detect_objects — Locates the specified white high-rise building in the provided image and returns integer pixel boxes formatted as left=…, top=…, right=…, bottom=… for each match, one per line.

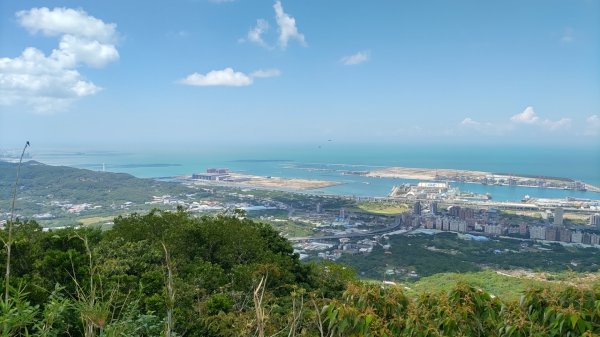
left=553, top=207, right=564, bottom=226
left=590, top=213, right=600, bottom=227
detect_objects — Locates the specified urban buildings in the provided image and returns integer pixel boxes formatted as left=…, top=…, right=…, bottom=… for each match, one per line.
left=553, top=207, right=564, bottom=226
left=529, top=226, right=546, bottom=240
left=591, top=213, right=600, bottom=227
left=429, top=201, right=438, bottom=215
left=339, top=208, right=346, bottom=220
left=448, top=205, right=460, bottom=217
left=192, top=168, right=231, bottom=181
left=413, top=201, right=422, bottom=215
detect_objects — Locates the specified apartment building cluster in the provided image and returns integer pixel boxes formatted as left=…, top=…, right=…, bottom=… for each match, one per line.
left=529, top=225, right=600, bottom=245
left=414, top=203, right=600, bottom=246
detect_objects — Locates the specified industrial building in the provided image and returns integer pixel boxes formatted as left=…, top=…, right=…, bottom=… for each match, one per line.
left=192, top=168, right=231, bottom=181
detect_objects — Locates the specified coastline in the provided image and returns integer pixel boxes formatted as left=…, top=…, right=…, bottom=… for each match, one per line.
left=4, top=150, right=599, bottom=201
left=366, top=166, right=600, bottom=193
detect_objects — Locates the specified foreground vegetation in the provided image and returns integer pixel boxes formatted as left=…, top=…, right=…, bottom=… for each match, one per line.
left=1, top=210, right=599, bottom=336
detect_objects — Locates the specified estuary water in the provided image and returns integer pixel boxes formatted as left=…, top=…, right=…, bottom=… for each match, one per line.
left=24, top=143, right=600, bottom=202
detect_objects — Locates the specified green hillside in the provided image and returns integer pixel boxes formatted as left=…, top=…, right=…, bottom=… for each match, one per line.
left=0, top=160, right=191, bottom=206
left=0, top=211, right=598, bottom=336
left=0, top=160, right=196, bottom=226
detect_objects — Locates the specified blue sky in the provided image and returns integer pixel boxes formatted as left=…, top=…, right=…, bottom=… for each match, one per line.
left=0, top=0, right=599, bottom=148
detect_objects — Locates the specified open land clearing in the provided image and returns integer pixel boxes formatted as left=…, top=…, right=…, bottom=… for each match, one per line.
left=368, top=167, right=488, bottom=180
left=187, top=173, right=339, bottom=190
left=356, top=201, right=410, bottom=215
left=78, top=216, right=115, bottom=226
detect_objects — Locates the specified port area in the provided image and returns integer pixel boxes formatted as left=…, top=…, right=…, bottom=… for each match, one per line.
left=387, top=181, right=600, bottom=213
left=363, top=166, right=599, bottom=192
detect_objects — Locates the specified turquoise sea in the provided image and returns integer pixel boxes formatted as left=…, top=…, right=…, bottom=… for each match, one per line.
left=24, top=144, right=600, bottom=202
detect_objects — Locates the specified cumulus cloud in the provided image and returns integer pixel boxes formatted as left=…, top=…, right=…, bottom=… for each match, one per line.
left=242, top=2, right=306, bottom=50
left=459, top=106, right=574, bottom=136
left=17, top=7, right=117, bottom=44
left=0, top=7, right=119, bottom=113
left=510, top=106, right=539, bottom=124
left=584, top=115, right=600, bottom=136
left=179, top=67, right=280, bottom=87
left=273, top=1, right=306, bottom=49
left=460, top=117, right=481, bottom=126
left=341, top=51, right=370, bottom=66
left=509, top=106, right=571, bottom=131
left=242, top=19, right=270, bottom=47
left=179, top=68, right=252, bottom=87
left=250, top=68, right=281, bottom=78
left=541, top=118, right=571, bottom=131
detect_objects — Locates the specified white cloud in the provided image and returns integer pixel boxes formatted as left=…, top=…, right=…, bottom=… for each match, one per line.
left=509, top=106, right=572, bottom=131
left=460, top=117, right=480, bottom=126
left=250, top=68, right=281, bottom=78
left=460, top=107, right=577, bottom=137
left=0, top=7, right=119, bottom=113
left=243, top=19, right=270, bottom=47
left=273, top=1, right=306, bottom=49
left=341, top=51, right=370, bottom=66
left=17, top=7, right=117, bottom=43
left=584, top=115, right=600, bottom=136
left=541, top=118, right=571, bottom=131
left=56, top=34, right=119, bottom=68
left=510, top=106, right=539, bottom=124
left=179, top=68, right=253, bottom=87
left=180, top=67, right=281, bottom=86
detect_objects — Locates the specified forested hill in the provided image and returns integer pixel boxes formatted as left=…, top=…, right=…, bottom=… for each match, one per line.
left=1, top=210, right=599, bottom=336
left=0, top=160, right=191, bottom=213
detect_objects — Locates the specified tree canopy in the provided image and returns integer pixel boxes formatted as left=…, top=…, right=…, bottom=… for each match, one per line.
left=0, top=210, right=598, bottom=336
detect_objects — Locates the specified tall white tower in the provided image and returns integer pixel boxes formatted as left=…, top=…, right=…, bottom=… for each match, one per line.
left=553, top=207, right=564, bottom=226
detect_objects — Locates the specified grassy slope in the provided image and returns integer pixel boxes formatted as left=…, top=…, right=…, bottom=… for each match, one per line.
left=407, top=270, right=545, bottom=301
left=356, top=201, right=409, bottom=215
left=407, top=269, right=600, bottom=302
